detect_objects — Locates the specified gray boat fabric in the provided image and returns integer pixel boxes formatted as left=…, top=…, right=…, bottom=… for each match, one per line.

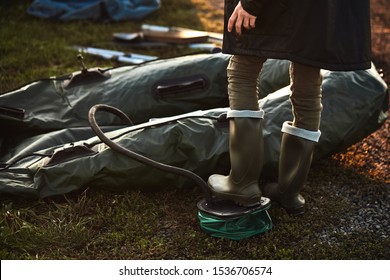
left=0, top=53, right=387, bottom=198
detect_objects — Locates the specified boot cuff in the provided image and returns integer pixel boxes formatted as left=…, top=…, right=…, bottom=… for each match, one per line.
left=227, top=109, right=265, bottom=119
left=282, top=121, right=321, bottom=142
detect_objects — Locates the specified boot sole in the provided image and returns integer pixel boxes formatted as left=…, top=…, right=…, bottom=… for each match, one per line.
left=210, top=191, right=262, bottom=207
left=284, top=205, right=305, bottom=216
left=272, top=200, right=305, bottom=216
left=263, top=183, right=305, bottom=215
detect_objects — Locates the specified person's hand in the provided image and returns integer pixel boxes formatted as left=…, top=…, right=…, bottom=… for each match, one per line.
left=227, top=1, right=257, bottom=35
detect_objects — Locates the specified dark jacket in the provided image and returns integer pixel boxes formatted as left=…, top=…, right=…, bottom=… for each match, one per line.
left=223, top=0, right=372, bottom=71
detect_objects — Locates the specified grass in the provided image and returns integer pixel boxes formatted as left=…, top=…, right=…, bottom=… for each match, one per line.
left=0, top=0, right=389, bottom=260
left=0, top=0, right=213, bottom=93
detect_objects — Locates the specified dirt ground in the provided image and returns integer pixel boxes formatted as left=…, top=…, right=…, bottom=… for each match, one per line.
left=336, top=0, right=389, bottom=183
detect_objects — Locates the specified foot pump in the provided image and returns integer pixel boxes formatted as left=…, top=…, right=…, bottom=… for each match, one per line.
left=88, top=104, right=272, bottom=240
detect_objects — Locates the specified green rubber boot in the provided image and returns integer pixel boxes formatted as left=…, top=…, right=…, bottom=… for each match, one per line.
left=207, top=109, right=264, bottom=207
left=263, top=121, right=321, bottom=215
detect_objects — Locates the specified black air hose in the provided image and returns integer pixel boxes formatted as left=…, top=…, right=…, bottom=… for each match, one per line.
left=88, top=104, right=212, bottom=201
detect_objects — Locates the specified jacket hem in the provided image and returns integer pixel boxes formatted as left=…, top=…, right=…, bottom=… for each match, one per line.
left=222, top=48, right=372, bottom=71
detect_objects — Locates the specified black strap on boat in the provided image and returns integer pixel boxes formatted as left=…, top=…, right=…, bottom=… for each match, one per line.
left=154, top=74, right=208, bottom=97
left=0, top=106, right=25, bottom=119
left=0, top=153, right=51, bottom=172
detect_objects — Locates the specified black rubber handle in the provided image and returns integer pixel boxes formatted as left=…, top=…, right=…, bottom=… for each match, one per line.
left=155, top=75, right=208, bottom=96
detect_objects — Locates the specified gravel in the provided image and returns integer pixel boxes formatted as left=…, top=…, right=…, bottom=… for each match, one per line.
left=318, top=183, right=389, bottom=246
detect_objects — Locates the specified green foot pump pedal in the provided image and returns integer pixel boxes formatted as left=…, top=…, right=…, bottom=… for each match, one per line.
left=197, top=197, right=272, bottom=240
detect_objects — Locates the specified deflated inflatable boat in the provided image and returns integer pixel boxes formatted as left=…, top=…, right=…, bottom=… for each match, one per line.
left=0, top=53, right=388, bottom=198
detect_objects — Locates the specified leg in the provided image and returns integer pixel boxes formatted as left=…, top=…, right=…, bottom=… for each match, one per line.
left=289, top=62, right=323, bottom=131
left=263, top=62, right=323, bottom=214
left=207, top=55, right=266, bottom=206
left=227, top=55, right=266, bottom=110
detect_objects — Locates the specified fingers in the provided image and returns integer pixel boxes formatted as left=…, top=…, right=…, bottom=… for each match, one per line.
left=227, top=11, right=237, bottom=33
left=249, top=16, right=256, bottom=29
left=227, top=3, right=257, bottom=36
left=235, top=15, right=243, bottom=35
